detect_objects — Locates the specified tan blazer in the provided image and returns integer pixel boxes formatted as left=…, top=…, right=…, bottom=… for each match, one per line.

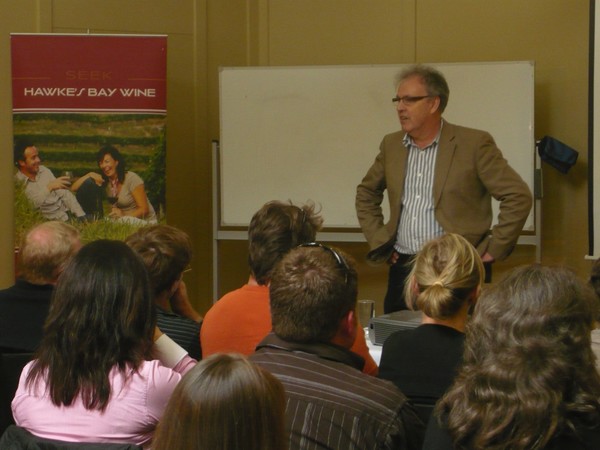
left=355, top=122, right=533, bottom=263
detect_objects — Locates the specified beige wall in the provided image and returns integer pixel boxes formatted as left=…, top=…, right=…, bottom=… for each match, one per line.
left=0, top=0, right=593, bottom=315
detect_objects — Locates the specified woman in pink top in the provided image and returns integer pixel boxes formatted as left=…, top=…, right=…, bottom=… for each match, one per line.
left=12, top=240, right=195, bottom=448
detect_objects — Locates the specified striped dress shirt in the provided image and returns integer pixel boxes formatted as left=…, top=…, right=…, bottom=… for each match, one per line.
left=251, top=334, right=424, bottom=450
left=395, top=130, right=445, bottom=255
left=156, top=307, right=202, bottom=360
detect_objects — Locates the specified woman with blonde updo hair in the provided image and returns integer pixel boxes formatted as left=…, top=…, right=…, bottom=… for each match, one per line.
left=378, top=233, right=483, bottom=422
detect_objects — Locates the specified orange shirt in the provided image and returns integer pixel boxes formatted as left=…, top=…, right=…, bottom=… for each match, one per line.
left=201, top=284, right=378, bottom=376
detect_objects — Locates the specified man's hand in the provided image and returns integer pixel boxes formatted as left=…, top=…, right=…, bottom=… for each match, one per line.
left=47, top=176, right=71, bottom=191
left=109, top=206, right=124, bottom=218
left=388, top=251, right=400, bottom=265
left=170, top=280, right=203, bottom=323
left=481, top=252, right=495, bottom=263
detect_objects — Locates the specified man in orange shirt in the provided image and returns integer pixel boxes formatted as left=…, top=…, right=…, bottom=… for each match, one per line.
left=201, top=200, right=378, bottom=375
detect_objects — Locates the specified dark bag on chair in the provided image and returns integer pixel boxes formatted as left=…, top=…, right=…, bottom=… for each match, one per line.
left=537, top=135, right=579, bottom=174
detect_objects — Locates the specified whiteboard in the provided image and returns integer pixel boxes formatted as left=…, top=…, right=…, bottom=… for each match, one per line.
left=219, top=62, right=535, bottom=230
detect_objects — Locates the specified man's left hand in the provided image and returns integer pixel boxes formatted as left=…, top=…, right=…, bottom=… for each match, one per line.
left=481, top=252, right=495, bottom=263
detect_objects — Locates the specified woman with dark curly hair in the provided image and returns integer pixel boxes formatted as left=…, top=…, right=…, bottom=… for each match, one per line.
left=423, top=264, right=600, bottom=450
left=11, top=240, right=195, bottom=447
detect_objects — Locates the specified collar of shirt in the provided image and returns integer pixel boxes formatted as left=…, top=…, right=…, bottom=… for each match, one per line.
left=15, top=166, right=45, bottom=183
left=403, top=119, right=444, bottom=151
left=256, top=332, right=365, bottom=371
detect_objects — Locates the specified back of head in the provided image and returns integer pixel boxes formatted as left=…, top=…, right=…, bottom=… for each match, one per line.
left=248, top=201, right=323, bottom=285
left=269, top=244, right=357, bottom=343
left=18, top=221, right=81, bottom=285
left=153, top=353, right=287, bottom=450
left=29, top=239, right=155, bottom=411
left=395, top=64, right=450, bottom=112
left=125, top=224, right=192, bottom=295
left=441, top=264, right=600, bottom=450
left=406, top=233, right=483, bottom=319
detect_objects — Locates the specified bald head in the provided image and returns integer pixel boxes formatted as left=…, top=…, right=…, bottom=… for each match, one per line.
left=19, top=221, right=81, bottom=285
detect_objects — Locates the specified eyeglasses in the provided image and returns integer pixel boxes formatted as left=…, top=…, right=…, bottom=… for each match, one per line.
left=392, top=95, right=432, bottom=106
left=298, top=242, right=350, bottom=284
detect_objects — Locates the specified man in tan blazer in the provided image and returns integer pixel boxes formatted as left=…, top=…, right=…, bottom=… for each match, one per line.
left=356, top=65, right=532, bottom=313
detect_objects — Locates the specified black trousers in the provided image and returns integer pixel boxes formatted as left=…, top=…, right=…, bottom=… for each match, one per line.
left=75, top=177, right=104, bottom=218
left=383, top=253, right=414, bottom=314
left=383, top=252, right=492, bottom=314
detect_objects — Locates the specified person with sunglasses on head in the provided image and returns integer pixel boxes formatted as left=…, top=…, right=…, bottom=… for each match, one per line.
left=356, top=64, right=532, bottom=314
left=201, top=200, right=378, bottom=375
left=250, top=243, right=424, bottom=450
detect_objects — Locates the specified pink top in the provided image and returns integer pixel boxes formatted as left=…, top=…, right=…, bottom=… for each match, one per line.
left=12, top=335, right=195, bottom=448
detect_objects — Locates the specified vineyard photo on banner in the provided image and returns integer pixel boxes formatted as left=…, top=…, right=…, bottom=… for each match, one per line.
left=11, top=34, right=167, bottom=246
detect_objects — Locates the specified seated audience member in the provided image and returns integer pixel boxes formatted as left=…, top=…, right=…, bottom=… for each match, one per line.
left=126, top=225, right=203, bottom=359
left=12, top=240, right=196, bottom=448
left=0, top=221, right=80, bottom=352
left=424, top=265, right=600, bottom=450
left=202, top=200, right=379, bottom=375
left=250, top=244, right=424, bottom=449
left=154, top=353, right=287, bottom=450
left=378, top=233, right=483, bottom=420
left=14, top=140, right=90, bottom=221
left=589, top=259, right=600, bottom=368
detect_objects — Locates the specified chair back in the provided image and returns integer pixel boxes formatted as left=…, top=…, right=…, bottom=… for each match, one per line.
left=0, top=353, right=33, bottom=436
left=412, top=401, right=436, bottom=425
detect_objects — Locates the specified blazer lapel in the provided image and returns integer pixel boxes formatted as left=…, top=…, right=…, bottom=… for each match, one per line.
left=433, top=122, right=456, bottom=206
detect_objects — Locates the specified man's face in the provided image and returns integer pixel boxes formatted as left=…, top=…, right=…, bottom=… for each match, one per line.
left=395, top=75, right=439, bottom=137
left=19, top=146, right=41, bottom=177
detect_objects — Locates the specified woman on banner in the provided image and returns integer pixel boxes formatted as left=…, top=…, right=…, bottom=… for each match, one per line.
left=72, top=145, right=157, bottom=224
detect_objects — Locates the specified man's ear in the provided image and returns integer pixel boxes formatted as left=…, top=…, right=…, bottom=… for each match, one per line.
left=345, top=310, right=357, bottom=334
left=343, top=309, right=357, bottom=344
left=429, top=95, right=441, bottom=114
left=332, top=309, right=358, bottom=349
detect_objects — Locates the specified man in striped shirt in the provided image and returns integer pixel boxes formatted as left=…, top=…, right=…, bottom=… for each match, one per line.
left=356, top=64, right=532, bottom=313
left=250, top=244, right=424, bottom=450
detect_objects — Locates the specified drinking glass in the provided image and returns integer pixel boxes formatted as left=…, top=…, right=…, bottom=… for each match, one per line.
left=357, top=299, right=375, bottom=337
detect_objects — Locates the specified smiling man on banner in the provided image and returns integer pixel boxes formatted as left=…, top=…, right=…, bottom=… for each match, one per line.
left=14, top=140, right=89, bottom=222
